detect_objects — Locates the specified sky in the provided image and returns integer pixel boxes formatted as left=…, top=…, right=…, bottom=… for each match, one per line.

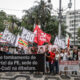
left=0, top=0, right=79, bottom=19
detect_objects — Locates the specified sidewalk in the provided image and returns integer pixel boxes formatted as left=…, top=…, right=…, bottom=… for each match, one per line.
left=0, top=72, right=79, bottom=80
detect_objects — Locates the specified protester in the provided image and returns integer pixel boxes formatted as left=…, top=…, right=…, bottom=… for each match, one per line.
left=49, top=48, right=55, bottom=74
left=25, top=48, right=29, bottom=54
left=0, top=46, right=1, bottom=51
left=38, top=47, right=44, bottom=54
left=31, top=47, right=38, bottom=54
left=72, top=49, right=78, bottom=75
left=55, top=50, right=60, bottom=74
left=1, top=47, right=4, bottom=51
left=72, top=49, right=78, bottom=60
left=9, top=47, right=14, bottom=54
left=60, top=49, right=68, bottom=61
left=18, top=47, right=22, bottom=54
left=6, top=47, right=11, bottom=54
left=20, top=47, right=25, bottom=54
left=13, top=47, right=18, bottom=54
left=28, top=47, right=33, bottom=54
left=45, top=48, right=50, bottom=73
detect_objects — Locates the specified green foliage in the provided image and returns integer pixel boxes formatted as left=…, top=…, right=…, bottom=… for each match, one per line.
left=0, top=10, right=7, bottom=32
left=8, top=26, right=22, bottom=36
left=21, top=19, right=33, bottom=31
left=7, top=16, right=22, bottom=35
left=22, top=0, right=67, bottom=43
left=0, top=0, right=67, bottom=44
left=23, top=0, right=51, bottom=31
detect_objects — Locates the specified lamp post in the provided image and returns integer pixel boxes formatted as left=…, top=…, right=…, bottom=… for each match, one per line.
left=58, top=0, right=72, bottom=39
left=48, top=0, right=72, bottom=39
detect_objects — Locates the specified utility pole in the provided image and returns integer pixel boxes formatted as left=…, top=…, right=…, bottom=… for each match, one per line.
left=47, top=0, right=72, bottom=39
left=58, top=0, right=72, bottom=39
left=74, top=0, right=76, bottom=46
left=58, top=0, right=62, bottom=39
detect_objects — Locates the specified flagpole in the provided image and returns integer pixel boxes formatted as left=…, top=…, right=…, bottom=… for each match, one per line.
left=37, top=25, right=39, bottom=54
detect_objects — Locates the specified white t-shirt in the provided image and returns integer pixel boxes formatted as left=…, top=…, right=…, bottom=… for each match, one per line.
left=55, top=54, right=60, bottom=60
left=63, top=53, right=68, bottom=61
left=60, top=53, right=68, bottom=61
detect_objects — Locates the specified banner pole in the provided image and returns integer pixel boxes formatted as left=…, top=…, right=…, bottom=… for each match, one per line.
left=37, top=25, right=39, bottom=53
left=44, top=53, right=46, bottom=74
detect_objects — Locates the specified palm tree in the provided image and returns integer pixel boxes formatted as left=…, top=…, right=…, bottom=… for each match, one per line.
left=22, top=0, right=67, bottom=43
left=8, top=16, right=22, bottom=35
left=0, top=10, right=7, bottom=32
left=23, top=0, right=51, bottom=31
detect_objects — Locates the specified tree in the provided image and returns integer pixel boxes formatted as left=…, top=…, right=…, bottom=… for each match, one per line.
left=45, top=16, right=67, bottom=43
left=0, top=10, right=7, bottom=32
left=8, top=16, right=22, bottom=35
left=22, top=0, right=67, bottom=43
left=23, top=0, right=51, bottom=31
left=8, top=26, right=22, bottom=36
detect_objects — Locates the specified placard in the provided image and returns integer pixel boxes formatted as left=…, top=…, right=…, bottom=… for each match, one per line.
left=59, top=61, right=79, bottom=72
left=0, top=51, right=44, bottom=72
left=2, top=29, right=16, bottom=45
left=54, top=37, right=66, bottom=49
left=21, top=28, right=35, bottom=43
left=78, top=51, right=80, bottom=60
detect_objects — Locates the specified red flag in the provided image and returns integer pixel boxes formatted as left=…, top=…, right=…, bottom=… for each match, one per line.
left=67, top=38, right=70, bottom=48
left=34, top=25, right=51, bottom=45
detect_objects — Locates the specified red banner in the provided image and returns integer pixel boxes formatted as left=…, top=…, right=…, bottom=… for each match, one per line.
left=34, top=25, right=51, bottom=45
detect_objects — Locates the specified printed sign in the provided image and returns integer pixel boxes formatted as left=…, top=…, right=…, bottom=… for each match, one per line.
left=59, top=61, right=79, bottom=72
left=0, top=51, right=44, bottom=72
left=54, top=37, right=66, bottom=49
left=2, top=29, right=16, bottom=45
left=78, top=52, right=80, bottom=60
left=21, top=28, right=35, bottom=43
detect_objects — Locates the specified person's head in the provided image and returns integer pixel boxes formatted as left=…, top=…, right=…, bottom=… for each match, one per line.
left=1, top=47, right=3, bottom=51
left=46, top=44, right=49, bottom=49
left=40, top=47, right=43, bottom=50
left=56, top=50, right=59, bottom=54
left=73, top=49, right=78, bottom=53
left=62, top=49, right=65, bottom=53
left=6, top=47, right=9, bottom=52
left=51, top=48, right=56, bottom=52
left=31, top=47, right=34, bottom=52
left=64, top=48, right=67, bottom=52
left=35, top=47, right=38, bottom=52
left=45, top=48, right=48, bottom=52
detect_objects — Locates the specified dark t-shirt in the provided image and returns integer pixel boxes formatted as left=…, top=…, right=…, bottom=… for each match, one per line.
left=46, top=51, right=50, bottom=61
left=73, top=52, right=78, bottom=60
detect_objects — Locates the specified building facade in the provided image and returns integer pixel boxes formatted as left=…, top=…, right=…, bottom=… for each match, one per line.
left=66, top=10, right=80, bottom=46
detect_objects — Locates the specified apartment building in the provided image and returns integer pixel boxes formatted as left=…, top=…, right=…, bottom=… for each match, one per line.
left=66, top=10, right=80, bottom=46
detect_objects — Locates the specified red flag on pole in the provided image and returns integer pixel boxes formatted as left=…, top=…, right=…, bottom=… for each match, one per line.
left=67, top=38, right=70, bottom=48
left=34, top=25, right=51, bottom=45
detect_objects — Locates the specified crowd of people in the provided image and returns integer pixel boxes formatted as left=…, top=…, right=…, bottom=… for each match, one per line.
left=45, top=47, right=79, bottom=75
left=0, top=44, right=79, bottom=75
